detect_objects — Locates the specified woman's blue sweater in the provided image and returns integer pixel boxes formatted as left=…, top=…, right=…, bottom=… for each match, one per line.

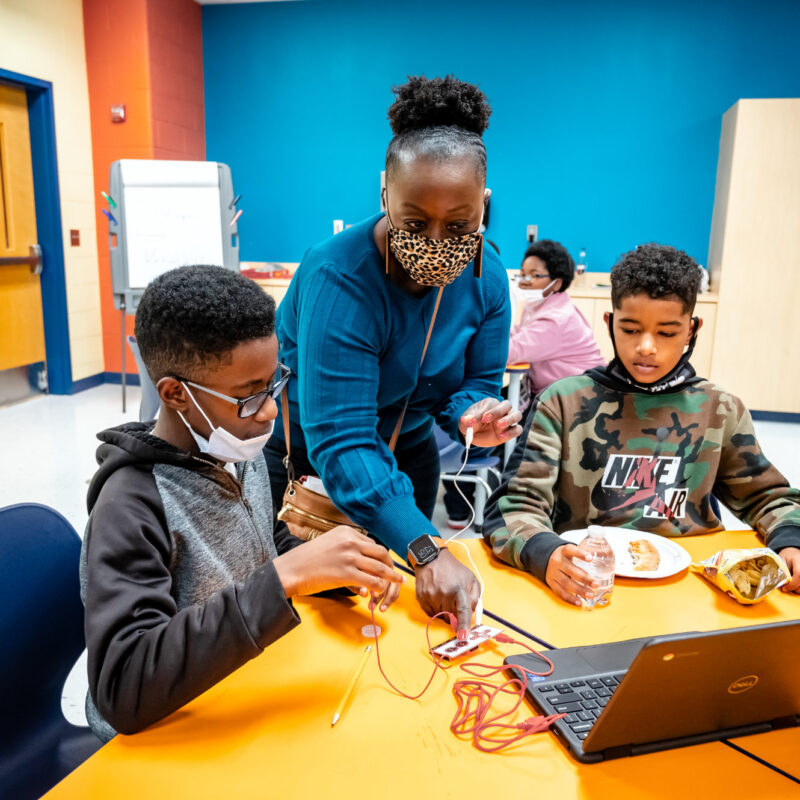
left=275, top=213, right=510, bottom=555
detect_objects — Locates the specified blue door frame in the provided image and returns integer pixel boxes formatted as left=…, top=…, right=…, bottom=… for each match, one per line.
left=0, top=67, right=72, bottom=394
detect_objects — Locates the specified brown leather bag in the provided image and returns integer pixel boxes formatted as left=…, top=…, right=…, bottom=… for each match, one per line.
left=276, top=286, right=444, bottom=540
left=276, top=452, right=361, bottom=539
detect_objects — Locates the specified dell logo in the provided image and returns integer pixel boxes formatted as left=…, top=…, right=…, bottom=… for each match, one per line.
left=728, top=675, right=759, bottom=694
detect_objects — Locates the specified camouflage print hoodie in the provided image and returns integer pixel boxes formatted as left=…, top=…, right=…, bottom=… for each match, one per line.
left=489, top=366, right=800, bottom=582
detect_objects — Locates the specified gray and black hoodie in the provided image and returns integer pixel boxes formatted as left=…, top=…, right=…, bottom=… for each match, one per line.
left=81, top=422, right=302, bottom=741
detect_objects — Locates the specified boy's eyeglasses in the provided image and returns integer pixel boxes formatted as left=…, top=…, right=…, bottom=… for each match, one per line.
left=179, top=363, right=291, bottom=418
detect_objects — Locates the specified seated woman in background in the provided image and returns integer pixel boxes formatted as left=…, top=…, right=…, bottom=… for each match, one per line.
left=508, top=240, right=605, bottom=409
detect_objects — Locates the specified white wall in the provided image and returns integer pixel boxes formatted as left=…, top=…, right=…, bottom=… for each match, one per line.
left=0, top=0, right=103, bottom=380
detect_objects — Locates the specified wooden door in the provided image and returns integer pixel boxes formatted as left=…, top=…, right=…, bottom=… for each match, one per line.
left=0, top=84, right=46, bottom=372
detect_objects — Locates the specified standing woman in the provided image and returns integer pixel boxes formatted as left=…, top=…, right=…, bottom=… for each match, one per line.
left=264, top=76, right=522, bottom=635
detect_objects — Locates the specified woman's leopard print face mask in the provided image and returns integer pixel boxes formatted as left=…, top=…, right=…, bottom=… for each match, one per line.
left=387, top=216, right=482, bottom=287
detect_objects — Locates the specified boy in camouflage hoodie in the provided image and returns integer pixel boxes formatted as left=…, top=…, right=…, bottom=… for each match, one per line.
left=487, top=244, right=800, bottom=606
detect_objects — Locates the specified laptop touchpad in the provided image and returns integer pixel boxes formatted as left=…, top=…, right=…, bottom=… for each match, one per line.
left=576, top=639, right=645, bottom=672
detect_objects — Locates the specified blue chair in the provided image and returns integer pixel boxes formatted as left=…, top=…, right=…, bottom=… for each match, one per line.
left=0, top=504, right=102, bottom=799
left=434, top=426, right=501, bottom=532
left=126, top=335, right=161, bottom=422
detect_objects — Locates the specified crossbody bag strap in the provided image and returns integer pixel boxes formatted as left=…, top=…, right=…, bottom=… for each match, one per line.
left=388, top=284, right=444, bottom=452
left=281, top=389, right=295, bottom=483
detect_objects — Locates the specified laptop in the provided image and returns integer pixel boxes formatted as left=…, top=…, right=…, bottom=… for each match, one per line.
left=505, top=620, right=800, bottom=763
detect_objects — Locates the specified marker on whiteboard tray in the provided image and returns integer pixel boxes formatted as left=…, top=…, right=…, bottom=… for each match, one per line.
left=228, top=194, right=241, bottom=209
left=229, top=209, right=243, bottom=227
left=101, top=191, right=117, bottom=209
left=101, top=208, right=118, bottom=225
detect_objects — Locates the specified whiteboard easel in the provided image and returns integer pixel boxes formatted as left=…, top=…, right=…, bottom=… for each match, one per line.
left=106, top=159, right=240, bottom=411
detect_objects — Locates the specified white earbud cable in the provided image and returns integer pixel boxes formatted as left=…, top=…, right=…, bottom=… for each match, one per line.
left=442, top=426, right=484, bottom=625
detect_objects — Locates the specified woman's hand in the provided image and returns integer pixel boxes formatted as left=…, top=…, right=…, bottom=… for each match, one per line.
left=274, top=526, right=404, bottom=604
left=544, top=544, right=599, bottom=607
left=414, top=549, right=480, bottom=636
left=459, top=398, right=523, bottom=448
left=779, top=547, right=800, bottom=594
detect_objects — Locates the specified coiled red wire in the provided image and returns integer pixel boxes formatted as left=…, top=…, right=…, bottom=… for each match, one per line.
left=366, top=600, right=565, bottom=752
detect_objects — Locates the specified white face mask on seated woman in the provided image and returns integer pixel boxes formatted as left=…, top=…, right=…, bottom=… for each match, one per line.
left=510, top=276, right=557, bottom=310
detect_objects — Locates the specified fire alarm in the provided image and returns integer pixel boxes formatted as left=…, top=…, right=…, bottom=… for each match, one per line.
left=110, top=104, right=126, bottom=123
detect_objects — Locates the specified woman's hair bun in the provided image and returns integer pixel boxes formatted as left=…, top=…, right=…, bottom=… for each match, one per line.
left=388, top=75, right=491, bottom=137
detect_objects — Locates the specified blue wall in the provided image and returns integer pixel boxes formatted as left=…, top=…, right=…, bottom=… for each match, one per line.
left=203, top=0, right=800, bottom=270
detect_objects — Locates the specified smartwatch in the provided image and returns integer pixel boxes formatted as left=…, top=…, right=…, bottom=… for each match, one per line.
left=407, top=534, right=441, bottom=569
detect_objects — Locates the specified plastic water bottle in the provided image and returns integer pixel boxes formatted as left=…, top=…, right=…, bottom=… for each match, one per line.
left=578, top=526, right=615, bottom=608
left=577, top=247, right=587, bottom=275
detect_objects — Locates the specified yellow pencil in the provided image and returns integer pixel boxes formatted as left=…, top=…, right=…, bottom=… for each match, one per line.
left=331, top=645, right=372, bottom=727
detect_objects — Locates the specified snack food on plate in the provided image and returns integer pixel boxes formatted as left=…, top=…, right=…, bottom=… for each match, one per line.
left=690, top=548, right=790, bottom=604
left=629, top=539, right=661, bottom=571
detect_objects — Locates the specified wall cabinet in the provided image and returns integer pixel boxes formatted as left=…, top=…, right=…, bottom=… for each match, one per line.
left=707, top=98, right=800, bottom=413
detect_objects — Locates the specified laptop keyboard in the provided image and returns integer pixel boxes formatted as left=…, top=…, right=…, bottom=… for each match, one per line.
left=535, top=674, right=627, bottom=740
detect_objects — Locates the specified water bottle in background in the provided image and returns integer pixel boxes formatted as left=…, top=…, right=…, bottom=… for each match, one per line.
left=578, top=247, right=587, bottom=272
left=578, top=525, right=615, bottom=608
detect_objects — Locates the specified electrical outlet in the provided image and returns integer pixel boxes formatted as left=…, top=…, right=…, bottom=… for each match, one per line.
left=526, top=225, right=538, bottom=243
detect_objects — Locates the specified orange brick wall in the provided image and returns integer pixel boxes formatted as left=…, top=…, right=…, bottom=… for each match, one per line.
left=147, top=0, right=205, bottom=160
left=83, top=0, right=204, bottom=375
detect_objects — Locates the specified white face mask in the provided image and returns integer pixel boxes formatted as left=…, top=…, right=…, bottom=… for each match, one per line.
left=511, top=279, right=557, bottom=311
left=178, top=383, right=274, bottom=463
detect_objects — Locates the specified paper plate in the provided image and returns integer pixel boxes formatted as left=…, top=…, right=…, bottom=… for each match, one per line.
left=559, top=528, right=691, bottom=579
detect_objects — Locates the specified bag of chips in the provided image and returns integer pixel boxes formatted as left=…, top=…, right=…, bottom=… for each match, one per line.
left=690, top=547, right=790, bottom=604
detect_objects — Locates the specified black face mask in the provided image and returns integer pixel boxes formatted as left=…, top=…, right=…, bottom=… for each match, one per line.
left=605, top=313, right=700, bottom=394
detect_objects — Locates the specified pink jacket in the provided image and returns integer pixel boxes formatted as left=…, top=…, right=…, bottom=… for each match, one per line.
left=507, top=291, right=605, bottom=395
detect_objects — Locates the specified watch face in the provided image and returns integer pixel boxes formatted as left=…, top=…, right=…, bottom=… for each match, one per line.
left=415, top=542, right=438, bottom=562
left=410, top=535, right=439, bottom=564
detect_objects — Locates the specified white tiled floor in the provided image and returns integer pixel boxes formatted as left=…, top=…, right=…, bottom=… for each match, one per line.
left=3, top=384, right=799, bottom=728
left=0, top=384, right=141, bottom=534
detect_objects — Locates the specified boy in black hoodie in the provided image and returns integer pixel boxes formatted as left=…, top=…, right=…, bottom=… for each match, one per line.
left=81, top=265, right=401, bottom=740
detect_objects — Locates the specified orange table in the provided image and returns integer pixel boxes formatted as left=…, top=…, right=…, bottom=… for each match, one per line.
left=454, top=531, right=800, bottom=782
left=458, top=530, right=800, bottom=648
left=47, top=569, right=798, bottom=798
left=729, top=728, right=800, bottom=780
